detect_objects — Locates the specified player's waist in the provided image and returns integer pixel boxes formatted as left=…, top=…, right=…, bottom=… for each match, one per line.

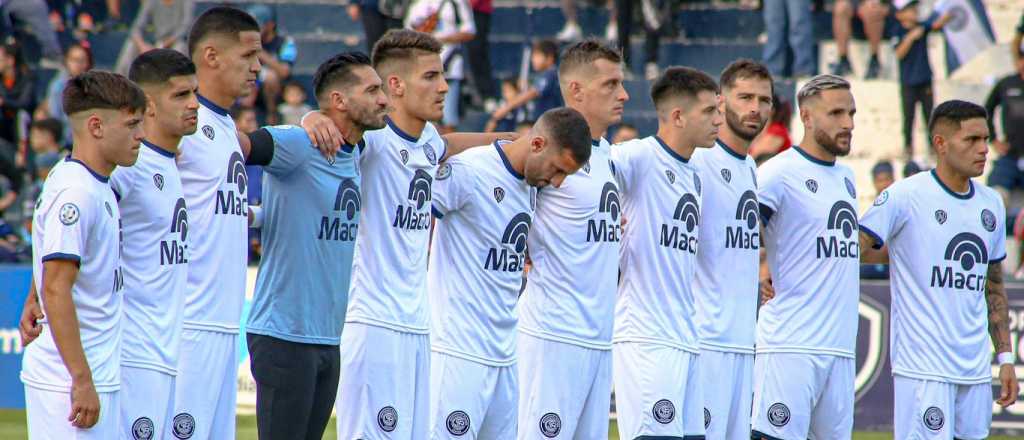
left=755, top=345, right=855, bottom=358
left=431, top=344, right=516, bottom=367
left=611, top=334, right=701, bottom=354
left=121, top=359, right=178, bottom=376
left=517, top=326, right=612, bottom=350
left=182, top=320, right=240, bottom=333
left=698, top=340, right=756, bottom=354
left=891, top=368, right=992, bottom=385
left=246, top=325, right=341, bottom=345
left=344, top=314, right=429, bottom=334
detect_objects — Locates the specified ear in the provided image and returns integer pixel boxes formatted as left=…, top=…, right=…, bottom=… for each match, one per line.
left=387, top=75, right=404, bottom=98
left=568, top=80, right=584, bottom=102
left=144, top=94, right=158, bottom=119
left=86, top=114, right=104, bottom=139
left=799, top=106, right=811, bottom=126
left=672, top=107, right=686, bottom=129
left=200, top=45, right=219, bottom=69
left=329, top=90, right=347, bottom=113
left=531, top=135, right=546, bottom=153
left=931, top=133, right=945, bottom=154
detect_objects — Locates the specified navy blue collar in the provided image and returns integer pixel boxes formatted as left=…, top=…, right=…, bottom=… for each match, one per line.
left=196, top=93, right=229, bottom=117
left=655, top=136, right=689, bottom=164
left=716, top=138, right=747, bottom=161
left=65, top=156, right=109, bottom=183
left=591, top=139, right=602, bottom=147
left=494, top=141, right=524, bottom=180
left=142, top=140, right=175, bottom=158
left=385, top=116, right=420, bottom=143
left=930, top=169, right=974, bottom=200
left=792, top=145, right=835, bottom=167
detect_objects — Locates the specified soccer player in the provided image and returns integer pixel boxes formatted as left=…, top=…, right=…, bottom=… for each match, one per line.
left=689, top=59, right=772, bottom=440
left=114, top=49, right=197, bottom=440
left=21, top=71, right=145, bottom=438
left=243, top=51, right=388, bottom=440
left=752, top=74, right=863, bottom=439
left=427, top=107, right=592, bottom=439
left=515, top=39, right=629, bottom=440
left=611, top=66, right=723, bottom=439
left=859, top=100, right=1018, bottom=439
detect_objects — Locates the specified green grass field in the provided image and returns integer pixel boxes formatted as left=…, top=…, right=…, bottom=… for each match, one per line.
left=4, top=409, right=1017, bottom=439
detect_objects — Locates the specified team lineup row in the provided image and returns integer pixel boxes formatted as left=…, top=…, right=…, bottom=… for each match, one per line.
left=15, top=5, right=1020, bottom=440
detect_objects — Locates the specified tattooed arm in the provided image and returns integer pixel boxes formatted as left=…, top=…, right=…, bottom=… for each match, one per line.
left=986, top=262, right=1019, bottom=407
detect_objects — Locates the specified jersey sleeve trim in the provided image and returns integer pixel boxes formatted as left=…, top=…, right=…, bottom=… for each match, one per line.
left=431, top=206, right=445, bottom=219
left=246, top=128, right=275, bottom=166
left=759, top=203, right=775, bottom=225
left=111, top=188, right=121, bottom=202
left=859, top=224, right=885, bottom=249
left=992, top=254, right=1007, bottom=263
left=41, top=252, right=81, bottom=263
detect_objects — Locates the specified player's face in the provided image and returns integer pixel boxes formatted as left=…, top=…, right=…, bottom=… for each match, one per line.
left=682, top=90, right=724, bottom=148
left=150, top=75, right=200, bottom=138
left=805, top=89, right=855, bottom=157
left=939, top=118, right=990, bottom=178
left=402, top=53, right=448, bottom=122
left=218, top=31, right=262, bottom=99
left=578, top=59, right=628, bottom=129
left=722, top=77, right=772, bottom=141
left=872, top=171, right=894, bottom=193
left=524, top=137, right=583, bottom=188
left=344, top=65, right=389, bottom=131
left=99, top=108, right=145, bottom=167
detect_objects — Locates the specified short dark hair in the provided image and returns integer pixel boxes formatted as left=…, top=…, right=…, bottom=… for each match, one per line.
left=650, top=66, right=719, bottom=112
left=30, top=118, right=63, bottom=143
left=532, top=39, right=559, bottom=60
left=720, top=59, right=773, bottom=93
left=187, top=6, right=260, bottom=56
left=371, top=29, right=442, bottom=70
left=871, top=160, right=894, bottom=178
left=928, top=99, right=988, bottom=136
left=536, top=107, right=592, bottom=165
left=65, top=42, right=94, bottom=70
left=63, top=70, right=146, bottom=116
left=558, top=39, right=622, bottom=79
left=313, top=51, right=372, bottom=100
left=129, top=49, right=196, bottom=85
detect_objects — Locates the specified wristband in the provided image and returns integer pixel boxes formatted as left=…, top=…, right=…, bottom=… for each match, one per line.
left=997, top=352, right=1015, bottom=366
left=249, top=206, right=265, bottom=228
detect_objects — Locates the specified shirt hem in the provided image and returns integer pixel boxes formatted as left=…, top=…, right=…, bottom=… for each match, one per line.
left=182, top=321, right=240, bottom=333
left=121, top=360, right=177, bottom=376
left=246, top=327, right=340, bottom=346
left=344, top=317, right=429, bottom=335
left=892, top=369, right=992, bottom=385
left=517, top=326, right=612, bottom=351
left=755, top=346, right=855, bottom=358
left=611, top=337, right=701, bottom=354
left=430, top=346, right=516, bottom=367
left=21, top=377, right=119, bottom=393
left=699, top=342, right=756, bottom=354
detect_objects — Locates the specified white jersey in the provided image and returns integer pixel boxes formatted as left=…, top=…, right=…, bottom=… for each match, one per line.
left=428, top=143, right=535, bottom=366
left=517, top=138, right=620, bottom=350
left=611, top=136, right=702, bottom=352
left=346, top=118, right=446, bottom=333
left=176, top=95, right=248, bottom=333
left=22, top=157, right=124, bottom=393
left=757, top=147, right=860, bottom=358
left=110, top=141, right=188, bottom=375
left=690, top=141, right=760, bottom=354
left=860, top=171, right=1006, bottom=384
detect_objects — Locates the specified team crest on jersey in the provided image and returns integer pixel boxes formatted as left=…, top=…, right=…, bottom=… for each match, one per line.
left=423, top=143, right=438, bottom=165
left=171, top=413, right=194, bottom=439
left=704, top=408, right=711, bottom=429
left=436, top=162, right=452, bottom=180
left=377, top=406, right=398, bottom=432
left=767, top=403, right=790, bottom=427
left=694, top=174, right=702, bottom=195
left=494, top=187, right=505, bottom=203
left=873, top=190, right=889, bottom=206
left=805, top=179, right=818, bottom=193
left=721, top=168, right=732, bottom=183
left=446, top=410, right=470, bottom=436
left=652, top=399, right=675, bottom=424
left=59, top=203, right=80, bottom=225
left=582, top=161, right=591, bottom=174
left=132, top=417, right=154, bottom=440
left=845, top=177, right=856, bottom=198
left=539, top=412, right=561, bottom=438
left=981, top=209, right=997, bottom=232
left=923, top=406, right=944, bottom=431
left=202, top=125, right=214, bottom=140
left=153, top=173, right=164, bottom=190
left=665, top=169, right=676, bottom=184
left=399, top=149, right=409, bottom=165
left=935, top=210, right=948, bottom=225
left=105, top=201, right=113, bottom=217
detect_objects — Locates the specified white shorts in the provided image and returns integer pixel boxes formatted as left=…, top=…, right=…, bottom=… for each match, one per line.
left=893, top=376, right=993, bottom=440
left=170, top=328, right=238, bottom=440
left=121, top=367, right=175, bottom=440
left=699, top=350, right=754, bottom=440
left=25, top=386, right=120, bottom=439
left=612, top=342, right=704, bottom=439
left=429, top=352, right=517, bottom=439
left=335, top=322, right=430, bottom=440
left=751, top=353, right=854, bottom=440
left=517, top=333, right=612, bottom=440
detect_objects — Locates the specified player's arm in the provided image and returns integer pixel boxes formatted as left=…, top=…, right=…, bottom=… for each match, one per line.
left=440, top=132, right=518, bottom=161
left=41, top=258, right=101, bottom=428
left=986, top=262, right=1019, bottom=407
left=19, top=279, right=43, bottom=346
left=492, top=89, right=540, bottom=121
left=858, top=231, right=889, bottom=264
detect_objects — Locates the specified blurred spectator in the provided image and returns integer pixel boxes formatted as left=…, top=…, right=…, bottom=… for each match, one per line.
left=248, top=4, right=297, bottom=125
left=615, top=0, right=671, bottom=80
left=515, top=119, right=533, bottom=137
left=762, top=0, right=814, bottom=78
left=557, top=0, right=581, bottom=41
left=0, top=216, right=27, bottom=262
left=871, top=161, right=895, bottom=195
left=891, top=0, right=949, bottom=159
left=902, top=160, right=922, bottom=178
left=491, top=39, right=561, bottom=125
left=0, top=0, right=63, bottom=66
left=278, top=81, right=312, bottom=126
left=486, top=78, right=527, bottom=133
left=234, top=105, right=263, bottom=263
left=1013, top=10, right=1022, bottom=65
left=42, top=42, right=93, bottom=145
left=27, top=118, right=63, bottom=178
left=407, top=0, right=476, bottom=131
left=348, top=0, right=406, bottom=53
left=22, top=150, right=61, bottom=234
left=611, top=122, right=638, bottom=144
left=115, top=0, right=194, bottom=74
left=0, top=42, right=36, bottom=146
left=750, top=94, right=793, bottom=160
left=465, top=0, right=497, bottom=109
left=831, top=0, right=889, bottom=79
left=985, top=46, right=1024, bottom=204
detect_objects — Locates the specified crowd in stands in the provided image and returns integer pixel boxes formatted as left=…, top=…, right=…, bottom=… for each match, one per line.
left=1, top=0, right=1023, bottom=273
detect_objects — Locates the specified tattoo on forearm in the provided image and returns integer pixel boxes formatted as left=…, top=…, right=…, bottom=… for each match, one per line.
left=986, top=263, right=1012, bottom=354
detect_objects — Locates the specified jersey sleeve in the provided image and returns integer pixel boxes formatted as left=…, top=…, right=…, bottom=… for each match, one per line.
left=431, top=157, right=470, bottom=219
left=756, top=160, right=787, bottom=225
left=609, top=140, right=644, bottom=195
left=991, top=193, right=1008, bottom=262
left=263, top=126, right=313, bottom=177
left=39, top=186, right=96, bottom=264
left=858, top=187, right=906, bottom=250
